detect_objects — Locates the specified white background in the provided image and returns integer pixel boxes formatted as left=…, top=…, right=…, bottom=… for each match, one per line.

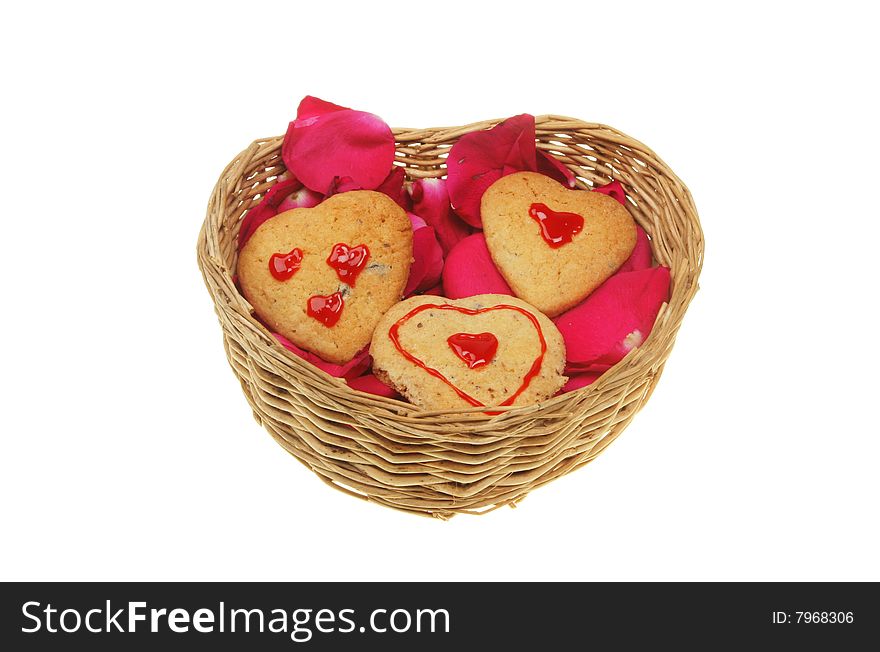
left=2, top=1, right=878, bottom=581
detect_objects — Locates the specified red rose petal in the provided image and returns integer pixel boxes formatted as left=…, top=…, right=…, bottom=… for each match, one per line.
left=554, top=266, right=671, bottom=367
left=442, top=233, right=513, bottom=299
left=559, top=371, right=604, bottom=394
left=294, top=96, right=347, bottom=122
left=325, top=175, right=361, bottom=196
left=564, top=361, right=612, bottom=375
left=282, top=96, right=396, bottom=193
left=617, top=225, right=652, bottom=273
left=272, top=333, right=371, bottom=379
left=446, top=114, right=537, bottom=227
left=409, top=178, right=473, bottom=255
left=593, top=179, right=628, bottom=206
left=409, top=213, right=427, bottom=230
left=238, top=176, right=304, bottom=249
left=347, top=374, right=401, bottom=399
left=537, top=150, right=577, bottom=188
left=325, top=167, right=411, bottom=211
left=422, top=283, right=445, bottom=296
left=502, top=123, right=539, bottom=176
left=375, top=166, right=411, bottom=210
left=404, top=215, right=445, bottom=296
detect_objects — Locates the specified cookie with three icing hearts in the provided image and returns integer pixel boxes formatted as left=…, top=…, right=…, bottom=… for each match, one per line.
left=370, top=294, right=566, bottom=411
left=237, top=191, right=412, bottom=364
left=481, top=172, right=637, bottom=317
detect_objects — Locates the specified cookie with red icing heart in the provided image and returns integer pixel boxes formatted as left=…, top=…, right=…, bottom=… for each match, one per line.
left=481, top=172, right=637, bottom=317
left=237, top=191, right=412, bottom=364
left=370, top=294, right=566, bottom=411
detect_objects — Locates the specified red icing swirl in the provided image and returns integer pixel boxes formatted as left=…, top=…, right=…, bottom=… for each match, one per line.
left=269, top=248, right=303, bottom=281
left=327, top=243, right=370, bottom=285
left=307, top=292, right=344, bottom=327
left=388, top=303, right=547, bottom=410
left=528, top=202, right=584, bottom=248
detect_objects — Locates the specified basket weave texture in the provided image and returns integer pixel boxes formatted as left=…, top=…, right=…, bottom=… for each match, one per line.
left=197, top=115, right=703, bottom=518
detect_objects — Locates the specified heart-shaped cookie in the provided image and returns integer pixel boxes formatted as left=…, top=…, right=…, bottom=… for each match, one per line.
left=370, top=294, right=566, bottom=411
left=237, top=190, right=413, bottom=364
left=481, top=172, right=637, bottom=317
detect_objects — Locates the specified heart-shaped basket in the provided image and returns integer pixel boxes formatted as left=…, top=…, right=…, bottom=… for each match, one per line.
left=197, top=115, right=703, bottom=518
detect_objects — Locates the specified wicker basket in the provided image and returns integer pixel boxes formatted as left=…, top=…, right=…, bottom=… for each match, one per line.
left=197, top=115, right=703, bottom=518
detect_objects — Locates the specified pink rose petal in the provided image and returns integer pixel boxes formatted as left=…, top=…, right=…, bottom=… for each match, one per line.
left=446, top=114, right=537, bottom=227
left=404, top=216, right=444, bottom=296
left=554, top=266, right=671, bottom=367
left=422, top=283, right=445, bottom=296
left=537, top=150, right=577, bottom=188
left=593, top=179, right=627, bottom=206
left=409, top=178, right=473, bottom=255
left=617, top=225, right=652, bottom=273
left=272, top=333, right=371, bottom=379
left=277, top=186, right=322, bottom=212
left=347, top=374, right=401, bottom=399
left=442, top=233, right=513, bottom=299
left=282, top=96, right=396, bottom=193
left=559, top=371, right=604, bottom=394
left=238, top=176, right=304, bottom=249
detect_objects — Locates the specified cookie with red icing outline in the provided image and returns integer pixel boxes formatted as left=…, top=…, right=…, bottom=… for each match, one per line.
left=237, top=191, right=412, bottom=364
left=370, top=294, right=566, bottom=411
left=481, top=172, right=637, bottom=317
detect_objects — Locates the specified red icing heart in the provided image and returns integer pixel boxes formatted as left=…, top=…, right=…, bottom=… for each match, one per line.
left=528, top=202, right=584, bottom=248
left=269, top=248, right=303, bottom=281
left=327, top=243, right=370, bottom=285
left=307, top=291, right=344, bottom=327
left=447, top=332, right=498, bottom=369
left=389, top=303, right=546, bottom=409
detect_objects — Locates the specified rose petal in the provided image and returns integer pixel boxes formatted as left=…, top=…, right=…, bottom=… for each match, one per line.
left=564, top=361, right=612, bottom=375
left=554, top=266, right=671, bottom=367
left=422, top=283, right=445, bottom=296
left=238, top=176, right=303, bottom=249
left=559, top=371, right=604, bottom=393
left=408, top=213, right=427, bottom=231
left=272, top=333, right=371, bottom=379
left=294, top=96, right=347, bottom=122
left=375, top=166, right=411, bottom=211
left=502, top=123, right=539, bottom=176
left=324, top=167, right=411, bottom=211
left=277, top=186, right=322, bottom=212
left=442, top=233, right=513, bottom=299
left=446, top=114, right=537, bottom=227
left=617, top=225, right=652, bottom=273
left=537, top=150, right=577, bottom=188
left=593, top=179, right=627, bottom=206
left=409, top=178, right=473, bottom=255
left=282, top=96, right=396, bottom=193
left=404, top=219, right=444, bottom=296
left=325, top=175, right=361, bottom=196
left=347, top=374, right=401, bottom=399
